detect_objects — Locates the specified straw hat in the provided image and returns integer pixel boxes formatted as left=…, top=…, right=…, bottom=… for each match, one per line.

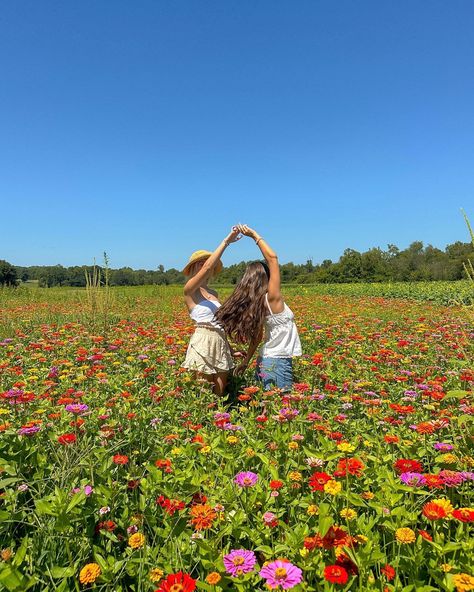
left=182, top=250, right=223, bottom=276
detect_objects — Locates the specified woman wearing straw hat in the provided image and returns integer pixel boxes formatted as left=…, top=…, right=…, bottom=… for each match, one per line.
left=181, top=226, right=241, bottom=395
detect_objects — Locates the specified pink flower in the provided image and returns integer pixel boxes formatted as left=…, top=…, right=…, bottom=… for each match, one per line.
left=259, top=560, right=303, bottom=589
left=223, top=549, right=256, bottom=577
left=234, top=471, right=258, bottom=487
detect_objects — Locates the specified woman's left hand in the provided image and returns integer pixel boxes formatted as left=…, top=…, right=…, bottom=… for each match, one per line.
left=225, top=226, right=241, bottom=244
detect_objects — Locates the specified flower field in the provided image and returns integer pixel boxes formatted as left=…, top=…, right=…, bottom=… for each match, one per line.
left=0, top=286, right=473, bottom=592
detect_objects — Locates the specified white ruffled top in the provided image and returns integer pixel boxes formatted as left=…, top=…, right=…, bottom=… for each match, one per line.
left=189, top=298, right=222, bottom=328
left=260, top=295, right=302, bottom=358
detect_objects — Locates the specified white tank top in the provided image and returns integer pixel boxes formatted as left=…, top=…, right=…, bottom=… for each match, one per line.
left=260, top=295, right=302, bottom=358
left=189, top=299, right=222, bottom=328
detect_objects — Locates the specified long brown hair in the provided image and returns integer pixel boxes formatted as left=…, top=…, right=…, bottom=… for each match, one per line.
left=214, top=261, right=270, bottom=343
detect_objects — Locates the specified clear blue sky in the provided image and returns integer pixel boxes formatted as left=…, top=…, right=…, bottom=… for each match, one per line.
left=1, top=1, right=473, bottom=270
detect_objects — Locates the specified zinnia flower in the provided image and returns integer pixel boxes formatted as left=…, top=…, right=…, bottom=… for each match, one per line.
left=155, top=571, right=196, bottom=592
left=190, top=504, right=217, bottom=530
left=381, top=564, right=396, bottom=581
left=324, top=564, right=349, bottom=584
left=223, top=549, right=256, bottom=577
left=234, top=471, right=258, bottom=487
left=422, top=501, right=447, bottom=520
left=259, top=560, right=303, bottom=589
left=205, top=572, right=221, bottom=585
left=79, top=563, right=101, bottom=584
left=452, top=573, right=474, bottom=592
left=58, top=433, right=76, bottom=445
left=453, top=508, right=474, bottom=523
left=395, top=527, right=416, bottom=544
left=308, top=472, right=331, bottom=491
left=113, top=454, right=129, bottom=465
left=128, top=532, right=145, bottom=549
left=324, top=480, right=342, bottom=495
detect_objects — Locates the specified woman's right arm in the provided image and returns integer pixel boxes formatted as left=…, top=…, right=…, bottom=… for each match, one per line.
left=236, top=224, right=283, bottom=308
left=184, top=227, right=241, bottom=296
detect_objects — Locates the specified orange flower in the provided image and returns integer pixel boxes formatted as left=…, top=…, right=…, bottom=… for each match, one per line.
left=190, top=504, right=217, bottom=530
left=422, top=502, right=447, bottom=520
left=206, top=572, right=222, bottom=585
left=79, top=563, right=101, bottom=584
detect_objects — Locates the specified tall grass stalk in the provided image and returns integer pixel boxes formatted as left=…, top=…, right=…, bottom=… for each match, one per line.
left=84, top=252, right=113, bottom=336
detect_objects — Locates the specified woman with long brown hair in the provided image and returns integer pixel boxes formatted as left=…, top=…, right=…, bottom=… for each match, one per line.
left=181, top=227, right=241, bottom=395
left=214, top=224, right=301, bottom=391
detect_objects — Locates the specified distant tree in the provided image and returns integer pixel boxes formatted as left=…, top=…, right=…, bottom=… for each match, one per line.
left=0, top=260, right=18, bottom=286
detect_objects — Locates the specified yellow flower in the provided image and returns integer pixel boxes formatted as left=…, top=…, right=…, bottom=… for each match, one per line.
left=337, top=442, right=355, bottom=453
left=79, top=563, right=101, bottom=584
left=355, top=534, right=368, bottom=544
left=0, top=409, right=10, bottom=415
left=246, top=448, right=255, bottom=457
left=324, top=480, right=342, bottom=495
left=433, top=498, right=454, bottom=517
left=150, top=568, right=164, bottom=583
left=206, top=572, right=222, bottom=585
left=307, top=504, right=319, bottom=516
left=128, top=532, right=145, bottom=549
left=362, top=491, right=374, bottom=500
left=453, top=573, right=474, bottom=592
left=227, top=436, right=239, bottom=445
left=171, top=447, right=182, bottom=456
left=441, top=453, right=458, bottom=464
left=395, top=527, right=416, bottom=544
left=363, top=440, right=373, bottom=448
left=288, top=471, right=302, bottom=482
left=340, top=508, right=357, bottom=521
left=299, top=547, right=309, bottom=558
left=200, top=446, right=212, bottom=454
left=441, top=564, right=452, bottom=573
left=288, top=442, right=299, bottom=450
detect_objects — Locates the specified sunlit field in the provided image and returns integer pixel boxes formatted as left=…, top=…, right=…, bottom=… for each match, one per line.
left=0, top=285, right=473, bottom=592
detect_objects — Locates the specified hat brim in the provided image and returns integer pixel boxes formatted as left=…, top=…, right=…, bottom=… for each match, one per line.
left=182, top=256, right=223, bottom=277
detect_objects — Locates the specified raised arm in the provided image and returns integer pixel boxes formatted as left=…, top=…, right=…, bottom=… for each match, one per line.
left=184, top=227, right=241, bottom=296
left=236, top=224, right=283, bottom=309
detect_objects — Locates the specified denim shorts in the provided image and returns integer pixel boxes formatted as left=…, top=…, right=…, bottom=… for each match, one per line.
left=255, top=356, right=293, bottom=391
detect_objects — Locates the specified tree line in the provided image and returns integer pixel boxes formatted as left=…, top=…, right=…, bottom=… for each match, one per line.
left=1, top=240, right=473, bottom=287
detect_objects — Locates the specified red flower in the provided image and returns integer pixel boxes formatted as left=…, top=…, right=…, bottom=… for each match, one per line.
left=393, top=459, right=423, bottom=474
left=308, top=472, right=331, bottom=491
left=418, top=529, right=433, bottom=541
left=156, top=496, right=186, bottom=516
left=155, top=571, right=196, bottom=592
left=269, top=480, right=284, bottom=490
left=336, top=458, right=365, bottom=477
left=112, top=454, right=129, bottom=465
left=95, top=520, right=116, bottom=534
left=58, top=433, right=76, bottom=445
left=155, top=459, right=173, bottom=473
left=324, top=565, right=349, bottom=585
left=453, top=508, right=474, bottom=523
left=381, top=565, right=396, bottom=581
left=422, top=502, right=447, bottom=520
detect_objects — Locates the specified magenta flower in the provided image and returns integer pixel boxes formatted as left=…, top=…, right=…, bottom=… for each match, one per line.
left=65, top=403, right=89, bottom=414
left=18, top=425, right=40, bottom=436
left=223, top=549, right=256, bottom=577
left=399, top=472, right=426, bottom=487
left=234, top=471, right=258, bottom=487
left=259, top=560, right=303, bottom=589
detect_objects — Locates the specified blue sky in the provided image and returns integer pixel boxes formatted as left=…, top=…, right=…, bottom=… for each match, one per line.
left=1, top=1, right=473, bottom=270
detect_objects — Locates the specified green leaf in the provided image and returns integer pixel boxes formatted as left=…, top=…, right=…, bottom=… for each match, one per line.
left=50, top=566, right=76, bottom=579
left=12, top=537, right=28, bottom=567
left=444, top=390, right=467, bottom=399
left=0, top=566, right=24, bottom=591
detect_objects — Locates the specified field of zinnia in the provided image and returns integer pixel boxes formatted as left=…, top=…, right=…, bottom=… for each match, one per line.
left=0, top=285, right=473, bottom=592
